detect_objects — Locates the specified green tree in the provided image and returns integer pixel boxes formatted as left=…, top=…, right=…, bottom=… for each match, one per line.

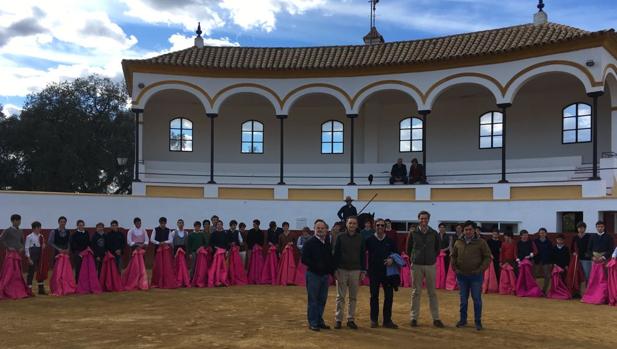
left=0, top=75, right=134, bottom=193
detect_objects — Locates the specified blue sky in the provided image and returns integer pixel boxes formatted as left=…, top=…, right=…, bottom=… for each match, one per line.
left=1, top=0, right=616, bottom=116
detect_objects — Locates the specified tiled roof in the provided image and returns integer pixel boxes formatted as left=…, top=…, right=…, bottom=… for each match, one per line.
left=123, top=23, right=612, bottom=71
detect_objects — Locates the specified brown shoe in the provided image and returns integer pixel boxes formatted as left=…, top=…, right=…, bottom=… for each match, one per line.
left=433, top=320, right=445, bottom=328
left=383, top=322, right=399, bottom=329
left=38, top=284, right=47, bottom=295
left=410, top=319, right=418, bottom=327
left=370, top=321, right=378, bottom=328
left=334, top=321, right=342, bottom=329
left=346, top=321, right=358, bottom=329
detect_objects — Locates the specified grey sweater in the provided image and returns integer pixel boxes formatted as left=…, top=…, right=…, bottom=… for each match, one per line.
left=0, top=226, right=24, bottom=251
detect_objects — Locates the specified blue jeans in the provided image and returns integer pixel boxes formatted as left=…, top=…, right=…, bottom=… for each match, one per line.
left=580, top=260, right=592, bottom=281
left=306, top=271, right=329, bottom=328
left=456, top=273, right=483, bottom=324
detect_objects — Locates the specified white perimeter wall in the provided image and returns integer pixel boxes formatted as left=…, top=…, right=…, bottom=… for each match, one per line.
left=1, top=191, right=615, bottom=233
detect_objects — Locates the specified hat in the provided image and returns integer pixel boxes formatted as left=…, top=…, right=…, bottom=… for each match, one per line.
left=345, top=196, right=353, bottom=202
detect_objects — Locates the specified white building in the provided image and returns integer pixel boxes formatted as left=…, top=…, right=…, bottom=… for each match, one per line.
left=3, top=5, right=617, bottom=233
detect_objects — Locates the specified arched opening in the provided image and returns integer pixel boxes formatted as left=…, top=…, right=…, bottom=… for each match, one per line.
left=218, top=93, right=277, bottom=169
left=143, top=89, right=208, bottom=172
left=511, top=72, right=611, bottom=171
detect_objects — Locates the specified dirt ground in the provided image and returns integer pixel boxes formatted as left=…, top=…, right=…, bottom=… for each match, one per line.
left=1, top=285, right=616, bottom=349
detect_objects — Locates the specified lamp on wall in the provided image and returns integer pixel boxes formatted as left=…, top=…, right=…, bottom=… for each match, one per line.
left=117, top=157, right=128, bottom=166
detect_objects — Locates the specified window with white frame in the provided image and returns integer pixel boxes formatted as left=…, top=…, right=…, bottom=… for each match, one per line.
left=479, top=111, right=503, bottom=149
left=562, top=103, right=591, bottom=144
left=400, top=117, right=423, bottom=152
left=241, top=120, right=264, bottom=153
left=321, top=120, right=344, bottom=154
left=169, top=118, right=193, bottom=152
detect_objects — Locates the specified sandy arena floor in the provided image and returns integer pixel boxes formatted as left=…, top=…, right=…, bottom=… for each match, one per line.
left=1, top=285, right=616, bottom=349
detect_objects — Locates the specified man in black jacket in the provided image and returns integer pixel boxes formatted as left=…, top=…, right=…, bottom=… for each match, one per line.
left=302, top=219, right=335, bottom=332
left=587, top=221, right=615, bottom=263
left=106, top=220, right=126, bottom=271
left=91, top=223, right=107, bottom=274
left=70, top=219, right=90, bottom=282
left=337, top=197, right=357, bottom=223
left=366, top=218, right=398, bottom=328
left=389, top=158, right=408, bottom=185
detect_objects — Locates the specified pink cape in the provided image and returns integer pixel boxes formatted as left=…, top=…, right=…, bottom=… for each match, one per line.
left=400, top=253, right=411, bottom=288
left=482, top=256, right=499, bottom=294
left=547, top=265, right=571, bottom=300
left=361, top=250, right=370, bottom=286
left=247, top=245, right=265, bottom=285
left=445, top=263, right=458, bottom=291
left=276, top=244, right=297, bottom=286
left=228, top=245, right=248, bottom=286
left=582, top=261, right=608, bottom=305
left=435, top=250, right=447, bottom=289
left=122, top=248, right=149, bottom=291
left=515, top=259, right=543, bottom=297
left=151, top=245, right=177, bottom=289
left=175, top=248, right=191, bottom=288
left=0, top=250, right=30, bottom=299
left=50, top=253, right=76, bottom=296
left=498, top=263, right=516, bottom=295
left=607, top=259, right=617, bottom=306
left=100, top=252, right=124, bottom=292
left=260, top=244, right=279, bottom=285
left=293, top=261, right=307, bottom=286
left=77, top=248, right=102, bottom=294
left=208, top=247, right=229, bottom=287
left=191, top=247, right=211, bottom=288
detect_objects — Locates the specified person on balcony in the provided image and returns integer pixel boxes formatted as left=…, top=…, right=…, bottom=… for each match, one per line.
left=389, top=158, right=408, bottom=185
left=409, top=158, right=426, bottom=184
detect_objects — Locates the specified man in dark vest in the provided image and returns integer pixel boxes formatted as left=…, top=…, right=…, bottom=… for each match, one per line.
left=48, top=216, right=70, bottom=257
left=151, top=217, right=172, bottom=250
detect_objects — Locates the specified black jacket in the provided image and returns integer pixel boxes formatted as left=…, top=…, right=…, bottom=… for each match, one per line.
left=267, top=228, right=283, bottom=246
left=552, top=245, right=570, bottom=269
left=246, top=228, right=264, bottom=249
left=337, top=204, right=357, bottom=221
left=210, top=230, right=229, bottom=250
left=365, top=235, right=397, bottom=279
left=90, top=232, right=106, bottom=258
left=70, top=230, right=90, bottom=253
left=587, top=233, right=615, bottom=260
left=106, top=230, right=126, bottom=254
left=390, top=163, right=407, bottom=178
left=301, top=236, right=335, bottom=276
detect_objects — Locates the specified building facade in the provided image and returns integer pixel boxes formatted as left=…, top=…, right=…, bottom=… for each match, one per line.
left=6, top=10, right=614, bottom=233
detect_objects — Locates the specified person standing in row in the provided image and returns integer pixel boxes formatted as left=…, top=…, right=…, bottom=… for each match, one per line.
left=333, top=216, right=365, bottom=330
left=24, top=221, right=46, bottom=295
left=302, top=219, right=335, bottom=331
left=534, top=228, right=553, bottom=294
left=407, top=211, right=444, bottom=328
left=587, top=221, right=615, bottom=264
left=246, top=219, right=264, bottom=268
left=516, top=230, right=536, bottom=262
left=438, top=223, right=452, bottom=270
left=127, top=217, right=149, bottom=250
left=500, top=232, right=517, bottom=272
left=210, top=220, right=230, bottom=250
left=48, top=216, right=70, bottom=256
left=451, top=221, right=491, bottom=331
left=365, top=218, right=398, bottom=329
left=267, top=221, right=283, bottom=246
left=571, top=222, right=591, bottom=280
left=91, top=223, right=107, bottom=274
left=171, top=219, right=188, bottom=254
left=107, top=220, right=126, bottom=270
left=278, top=222, right=295, bottom=254
left=151, top=217, right=172, bottom=249
left=227, top=220, right=243, bottom=249
left=487, top=229, right=501, bottom=280
left=337, top=197, right=357, bottom=223
left=552, top=234, right=570, bottom=270
left=188, top=221, right=208, bottom=276
left=70, top=219, right=90, bottom=282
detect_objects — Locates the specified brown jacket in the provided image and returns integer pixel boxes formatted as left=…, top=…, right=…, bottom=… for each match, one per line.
left=451, top=237, right=491, bottom=275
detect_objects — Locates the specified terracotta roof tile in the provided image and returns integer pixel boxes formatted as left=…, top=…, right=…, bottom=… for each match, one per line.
left=123, top=23, right=614, bottom=73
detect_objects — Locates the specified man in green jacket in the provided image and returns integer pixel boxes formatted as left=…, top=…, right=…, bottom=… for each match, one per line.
left=406, top=211, right=443, bottom=328
left=450, top=221, right=491, bottom=331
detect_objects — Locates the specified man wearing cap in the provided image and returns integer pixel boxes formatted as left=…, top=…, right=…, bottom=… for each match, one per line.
left=337, top=197, right=358, bottom=223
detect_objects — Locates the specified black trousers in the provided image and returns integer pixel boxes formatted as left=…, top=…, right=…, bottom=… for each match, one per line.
left=369, top=275, right=394, bottom=323
left=26, top=247, right=41, bottom=286
left=71, top=252, right=82, bottom=282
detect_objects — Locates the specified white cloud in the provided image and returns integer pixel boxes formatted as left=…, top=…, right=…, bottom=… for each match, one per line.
left=219, top=0, right=325, bottom=32
left=120, top=0, right=225, bottom=33
left=167, top=33, right=239, bottom=52
left=1, top=103, right=22, bottom=117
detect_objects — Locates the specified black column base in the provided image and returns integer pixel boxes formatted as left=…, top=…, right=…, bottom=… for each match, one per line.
left=347, top=182, right=356, bottom=186
left=498, top=179, right=509, bottom=183
left=133, top=179, right=141, bottom=182
left=277, top=181, right=286, bottom=185
left=207, top=180, right=216, bottom=184
left=588, top=176, right=601, bottom=181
